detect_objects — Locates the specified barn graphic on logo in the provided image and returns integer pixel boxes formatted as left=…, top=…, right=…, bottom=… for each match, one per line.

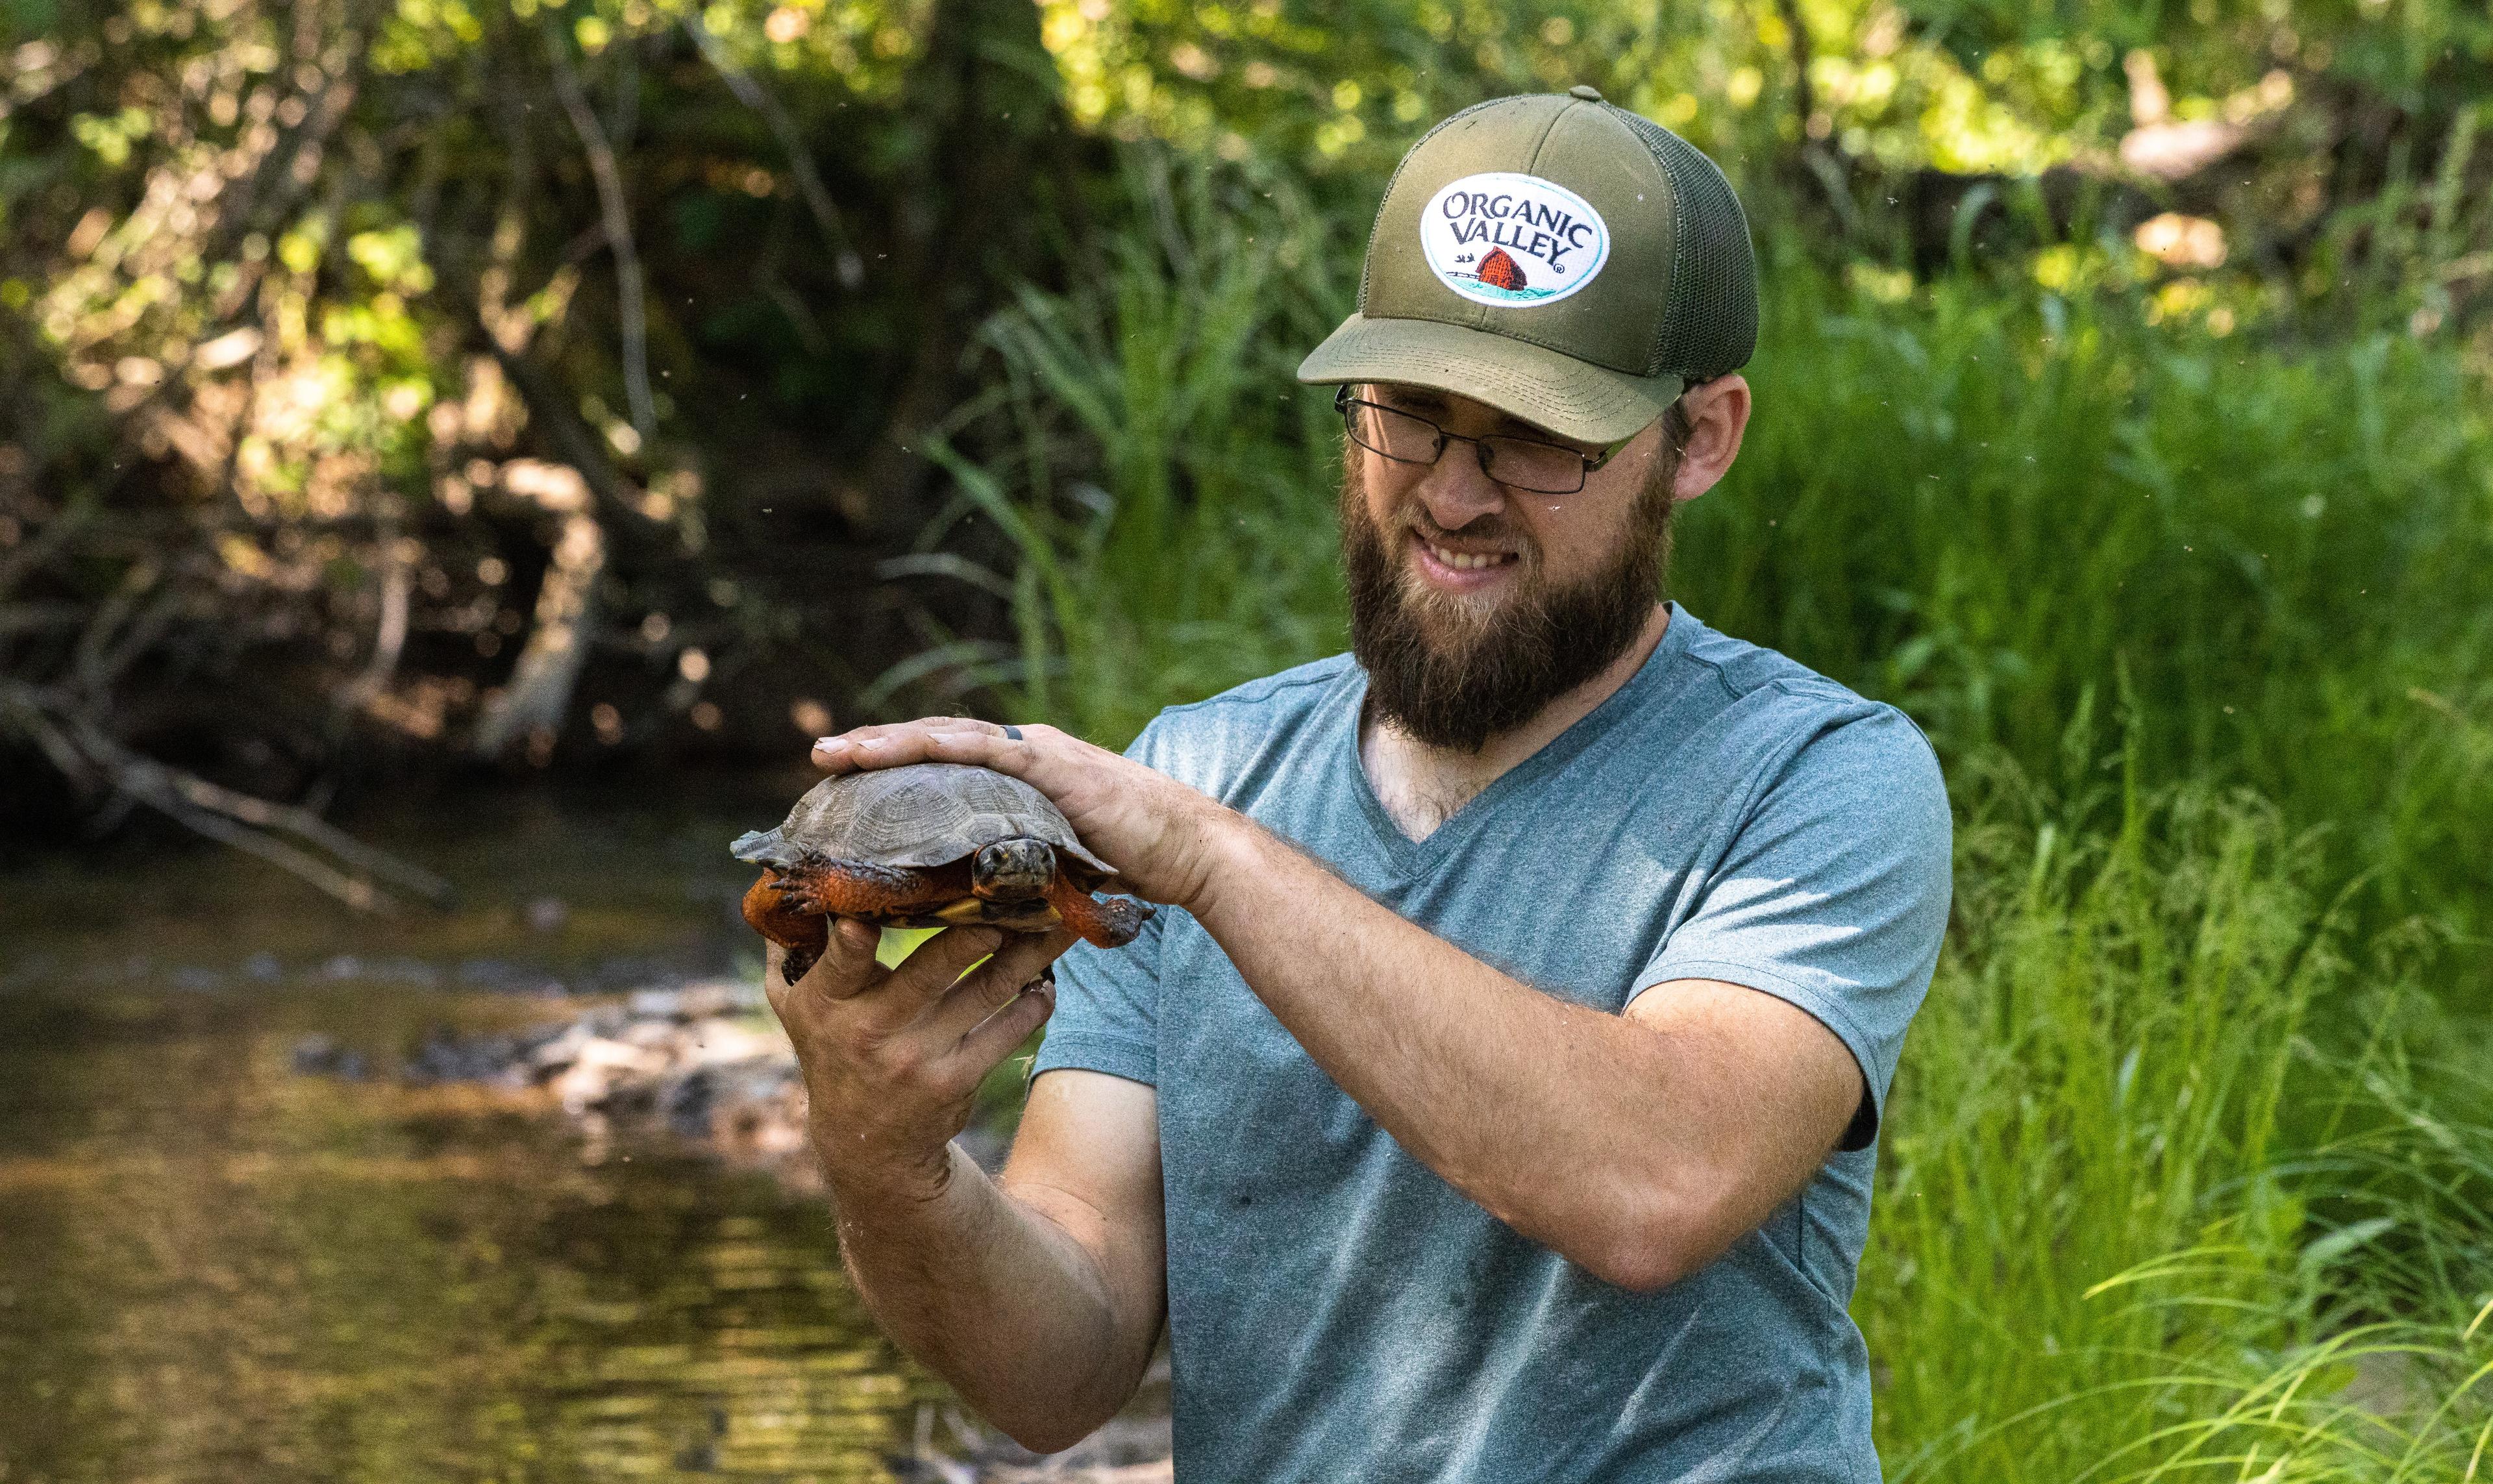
left=1474, top=248, right=1524, bottom=291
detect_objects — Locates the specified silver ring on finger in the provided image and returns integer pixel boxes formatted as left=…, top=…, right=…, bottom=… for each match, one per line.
left=1001, top=724, right=1023, bottom=741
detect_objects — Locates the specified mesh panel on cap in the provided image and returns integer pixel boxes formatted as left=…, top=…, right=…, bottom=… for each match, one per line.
left=1611, top=110, right=1759, bottom=380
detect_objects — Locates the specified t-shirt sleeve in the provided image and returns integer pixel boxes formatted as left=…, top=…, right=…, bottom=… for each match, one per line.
left=1634, top=703, right=1952, bottom=1150
left=1028, top=717, right=1176, bottom=1089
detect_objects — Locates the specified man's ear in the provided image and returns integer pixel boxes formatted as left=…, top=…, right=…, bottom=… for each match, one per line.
left=1669, top=373, right=1751, bottom=505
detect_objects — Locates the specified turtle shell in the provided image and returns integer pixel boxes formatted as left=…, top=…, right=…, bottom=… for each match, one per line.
left=730, top=763, right=1114, bottom=884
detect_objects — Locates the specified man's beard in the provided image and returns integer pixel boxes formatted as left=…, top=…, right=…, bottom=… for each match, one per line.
left=1340, top=448, right=1677, bottom=754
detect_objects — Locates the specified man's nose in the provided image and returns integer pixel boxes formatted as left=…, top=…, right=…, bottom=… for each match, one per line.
left=1411, top=446, right=1508, bottom=530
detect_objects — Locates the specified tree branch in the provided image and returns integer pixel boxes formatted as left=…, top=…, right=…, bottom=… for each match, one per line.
left=484, top=338, right=666, bottom=539
left=545, top=25, right=656, bottom=440
left=1774, top=0, right=1859, bottom=234
left=0, top=678, right=455, bottom=911
left=683, top=10, right=865, bottom=289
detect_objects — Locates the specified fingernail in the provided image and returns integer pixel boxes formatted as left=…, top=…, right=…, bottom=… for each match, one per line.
left=815, top=736, right=842, bottom=750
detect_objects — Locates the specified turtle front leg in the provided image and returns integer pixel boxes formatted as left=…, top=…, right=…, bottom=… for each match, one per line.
left=1043, top=875, right=1157, bottom=949
left=743, top=873, right=831, bottom=983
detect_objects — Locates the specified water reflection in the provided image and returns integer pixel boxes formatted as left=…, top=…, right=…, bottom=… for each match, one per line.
left=0, top=782, right=944, bottom=1482
left=0, top=981, right=946, bottom=1481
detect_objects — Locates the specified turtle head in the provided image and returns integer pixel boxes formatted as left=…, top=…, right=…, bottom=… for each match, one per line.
left=729, top=828, right=808, bottom=872
left=970, top=837, right=1055, bottom=902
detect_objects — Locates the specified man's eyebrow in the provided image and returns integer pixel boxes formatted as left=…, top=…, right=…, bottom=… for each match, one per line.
left=1376, top=388, right=1591, bottom=447
left=1497, top=415, right=1574, bottom=442
left=1490, top=412, right=1593, bottom=447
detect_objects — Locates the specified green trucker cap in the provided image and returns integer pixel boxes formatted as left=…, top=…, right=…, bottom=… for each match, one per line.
left=1298, top=86, right=1758, bottom=444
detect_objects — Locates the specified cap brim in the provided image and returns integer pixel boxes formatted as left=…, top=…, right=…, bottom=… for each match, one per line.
left=1296, top=314, right=1683, bottom=445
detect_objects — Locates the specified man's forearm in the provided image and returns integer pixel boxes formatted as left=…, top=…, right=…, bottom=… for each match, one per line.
left=830, top=1144, right=1135, bottom=1450
left=1187, top=821, right=1828, bottom=1290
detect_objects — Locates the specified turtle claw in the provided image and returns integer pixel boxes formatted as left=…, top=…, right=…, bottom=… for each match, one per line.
left=772, top=876, right=823, bottom=915
left=1086, top=894, right=1156, bottom=948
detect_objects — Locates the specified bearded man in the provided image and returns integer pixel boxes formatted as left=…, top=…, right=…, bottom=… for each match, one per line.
left=775, top=88, right=1952, bottom=1482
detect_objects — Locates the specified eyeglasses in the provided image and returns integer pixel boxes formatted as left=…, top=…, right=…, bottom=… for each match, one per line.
left=1335, top=385, right=1626, bottom=495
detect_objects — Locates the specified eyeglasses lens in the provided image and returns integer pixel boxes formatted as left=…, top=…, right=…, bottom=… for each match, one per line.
left=1341, top=398, right=1589, bottom=495
left=1478, top=438, right=1583, bottom=494
left=1348, top=402, right=1441, bottom=463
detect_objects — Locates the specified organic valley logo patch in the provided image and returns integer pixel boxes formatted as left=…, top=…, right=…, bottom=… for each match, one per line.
left=1420, top=172, right=1610, bottom=308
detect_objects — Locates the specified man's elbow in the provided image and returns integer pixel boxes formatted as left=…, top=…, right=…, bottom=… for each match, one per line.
left=995, top=1413, right=1109, bottom=1458
left=1580, top=1234, right=1701, bottom=1294
left=982, top=1394, right=1126, bottom=1457
left=1572, top=1187, right=1743, bottom=1294
left=960, top=1338, right=1143, bottom=1455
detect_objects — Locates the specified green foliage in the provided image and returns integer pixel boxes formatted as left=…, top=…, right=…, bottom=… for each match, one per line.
left=0, top=0, right=1088, bottom=820
left=902, top=155, right=1352, bottom=741
left=1892, top=780, right=2329, bottom=1362
left=1683, top=264, right=2493, bottom=959
left=1857, top=769, right=2481, bottom=1479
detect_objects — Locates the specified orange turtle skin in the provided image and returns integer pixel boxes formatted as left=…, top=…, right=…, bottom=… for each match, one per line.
left=743, top=858, right=1150, bottom=983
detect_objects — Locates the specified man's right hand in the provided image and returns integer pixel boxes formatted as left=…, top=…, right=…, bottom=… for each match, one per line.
left=764, top=917, right=1077, bottom=1202
left=760, top=916, right=1165, bottom=1452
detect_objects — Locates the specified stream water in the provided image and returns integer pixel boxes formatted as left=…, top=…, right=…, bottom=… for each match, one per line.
left=0, top=776, right=948, bottom=1483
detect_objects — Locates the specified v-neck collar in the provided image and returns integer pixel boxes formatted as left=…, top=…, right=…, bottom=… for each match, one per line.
left=1339, top=602, right=1704, bottom=873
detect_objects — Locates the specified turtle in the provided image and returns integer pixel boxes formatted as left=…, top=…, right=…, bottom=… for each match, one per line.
left=732, top=762, right=1154, bottom=982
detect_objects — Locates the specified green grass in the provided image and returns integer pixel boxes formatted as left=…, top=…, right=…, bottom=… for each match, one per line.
left=1865, top=761, right=2493, bottom=1479
left=900, top=159, right=1350, bottom=745
left=890, top=162, right=2493, bottom=1479
left=1683, top=258, right=2493, bottom=982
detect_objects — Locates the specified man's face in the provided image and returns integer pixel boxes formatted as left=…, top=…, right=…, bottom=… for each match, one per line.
left=1339, top=382, right=1680, bottom=753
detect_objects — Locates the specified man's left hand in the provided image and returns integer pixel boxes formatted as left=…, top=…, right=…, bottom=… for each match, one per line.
left=812, top=719, right=1238, bottom=912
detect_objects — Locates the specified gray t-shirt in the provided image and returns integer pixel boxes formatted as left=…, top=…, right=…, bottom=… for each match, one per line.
left=1032, top=604, right=1952, bottom=1483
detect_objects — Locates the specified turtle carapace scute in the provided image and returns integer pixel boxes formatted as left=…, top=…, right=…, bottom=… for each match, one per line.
left=732, top=763, right=1155, bottom=981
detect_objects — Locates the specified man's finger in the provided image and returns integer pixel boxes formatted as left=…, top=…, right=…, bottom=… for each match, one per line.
left=811, top=721, right=942, bottom=772
left=854, top=923, right=1007, bottom=1024
left=910, top=928, right=1076, bottom=1047
left=793, top=915, right=887, bottom=1001
left=813, top=721, right=1017, bottom=776
left=939, top=975, right=1056, bottom=1087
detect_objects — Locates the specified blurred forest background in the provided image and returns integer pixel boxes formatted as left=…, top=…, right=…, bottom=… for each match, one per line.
left=4, top=0, right=2493, bottom=1478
